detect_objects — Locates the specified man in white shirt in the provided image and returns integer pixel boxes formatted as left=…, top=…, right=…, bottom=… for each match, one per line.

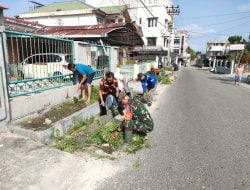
left=114, top=72, right=127, bottom=92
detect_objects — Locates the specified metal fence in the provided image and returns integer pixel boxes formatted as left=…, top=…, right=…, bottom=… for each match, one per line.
left=139, top=62, right=149, bottom=74
left=2, top=30, right=111, bottom=98
left=75, top=42, right=111, bottom=79
left=2, top=30, right=74, bottom=98
left=119, top=64, right=134, bottom=81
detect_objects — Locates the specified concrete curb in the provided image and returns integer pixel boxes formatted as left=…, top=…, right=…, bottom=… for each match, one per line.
left=8, top=103, right=101, bottom=145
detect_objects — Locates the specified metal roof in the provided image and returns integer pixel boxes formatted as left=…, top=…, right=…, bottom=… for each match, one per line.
left=0, top=5, right=8, bottom=9
left=20, top=0, right=94, bottom=15
left=99, top=5, right=127, bottom=15
left=36, top=22, right=132, bottom=37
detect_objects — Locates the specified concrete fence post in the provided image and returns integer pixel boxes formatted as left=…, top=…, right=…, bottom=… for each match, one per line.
left=133, top=64, right=140, bottom=80
left=0, top=6, right=11, bottom=130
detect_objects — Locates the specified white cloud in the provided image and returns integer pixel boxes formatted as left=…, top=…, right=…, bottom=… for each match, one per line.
left=237, top=3, right=250, bottom=12
left=178, top=24, right=216, bottom=37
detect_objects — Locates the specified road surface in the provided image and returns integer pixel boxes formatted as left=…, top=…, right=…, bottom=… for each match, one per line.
left=99, top=67, right=250, bottom=190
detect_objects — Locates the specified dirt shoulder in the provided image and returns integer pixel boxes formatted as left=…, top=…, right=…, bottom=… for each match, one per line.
left=0, top=132, right=122, bottom=190
left=0, top=84, right=169, bottom=190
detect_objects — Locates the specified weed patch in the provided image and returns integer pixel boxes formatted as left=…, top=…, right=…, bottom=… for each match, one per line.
left=132, top=161, right=141, bottom=169
left=55, top=120, right=150, bottom=155
left=19, top=86, right=99, bottom=131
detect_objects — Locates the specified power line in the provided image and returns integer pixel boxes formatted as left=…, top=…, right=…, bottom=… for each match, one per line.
left=184, top=11, right=250, bottom=20
left=138, top=0, right=166, bottom=27
left=107, top=0, right=155, bottom=36
left=190, top=20, right=250, bottom=40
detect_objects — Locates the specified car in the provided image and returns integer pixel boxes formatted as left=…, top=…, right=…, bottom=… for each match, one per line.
left=18, top=53, right=72, bottom=79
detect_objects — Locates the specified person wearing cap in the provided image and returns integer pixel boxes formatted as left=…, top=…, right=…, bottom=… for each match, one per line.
left=99, top=71, right=119, bottom=115
left=137, top=73, right=158, bottom=94
left=113, top=92, right=154, bottom=148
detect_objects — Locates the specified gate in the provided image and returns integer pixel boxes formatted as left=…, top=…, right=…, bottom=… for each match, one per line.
left=2, top=30, right=74, bottom=98
left=74, top=41, right=111, bottom=79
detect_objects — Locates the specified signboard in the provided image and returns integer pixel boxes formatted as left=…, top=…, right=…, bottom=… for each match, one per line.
left=229, top=44, right=245, bottom=51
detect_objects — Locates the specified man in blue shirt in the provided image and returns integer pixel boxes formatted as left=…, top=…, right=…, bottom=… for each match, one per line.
left=137, top=73, right=158, bottom=94
left=68, top=63, right=95, bottom=104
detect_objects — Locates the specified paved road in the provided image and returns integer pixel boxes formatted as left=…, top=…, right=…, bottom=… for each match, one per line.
left=99, top=67, right=250, bottom=190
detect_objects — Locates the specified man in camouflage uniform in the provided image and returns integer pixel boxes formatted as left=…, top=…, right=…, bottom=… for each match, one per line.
left=114, top=92, right=154, bottom=147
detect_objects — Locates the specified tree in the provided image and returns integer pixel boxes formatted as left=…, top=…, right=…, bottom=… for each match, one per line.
left=186, top=46, right=197, bottom=61
left=241, top=51, right=250, bottom=64
left=228, top=35, right=244, bottom=44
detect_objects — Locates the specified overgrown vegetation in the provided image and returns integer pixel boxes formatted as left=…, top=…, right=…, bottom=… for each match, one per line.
left=55, top=120, right=150, bottom=155
left=160, top=68, right=172, bottom=85
left=55, top=118, right=94, bottom=153
left=19, top=86, right=99, bottom=130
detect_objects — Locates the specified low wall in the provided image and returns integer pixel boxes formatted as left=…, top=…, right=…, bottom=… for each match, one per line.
left=216, top=66, right=231, bottom=74
left=118, top=61, right=158, bottom=81
left=9, top=85, right=79, bottom=121
left=9, top=103, right=103, bottom=145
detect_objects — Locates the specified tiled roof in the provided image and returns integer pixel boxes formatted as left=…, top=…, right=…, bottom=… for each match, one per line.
left=99, top=5, right=127, bottom=14
left=4, top=17, right=45, bottom=32
left=20, top=0, right=94, bottom=15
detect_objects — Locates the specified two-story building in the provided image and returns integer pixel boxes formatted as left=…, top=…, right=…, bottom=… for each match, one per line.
left=84, top=0, right=175, bottom=67
left=17, top=0, right=131, bottom=26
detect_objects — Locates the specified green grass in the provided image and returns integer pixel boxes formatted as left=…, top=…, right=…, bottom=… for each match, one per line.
left=55, top=120, right=151, bottom=154
left=55, top=118, right=94, bottom=153
left=84, top=122, right=124, bottom=151
left=162, top=76, right=172, bottom=85
left=132, top=161, right=141, bottom=169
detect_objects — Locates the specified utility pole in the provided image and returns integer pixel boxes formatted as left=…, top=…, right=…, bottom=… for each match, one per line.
left=166, top=5, right=180, bottom=65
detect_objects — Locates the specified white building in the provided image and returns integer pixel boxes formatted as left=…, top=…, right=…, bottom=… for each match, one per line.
left=85, top=0, right=175, bottom=66
left=206, top=40, right=236, bottom=74
left=173, top=30, right=190, bottom=65
left=17, top=0, right=131, bottom=26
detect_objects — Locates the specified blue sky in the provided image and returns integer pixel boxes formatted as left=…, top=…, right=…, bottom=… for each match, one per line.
left=1, top=0, right=250, bottom=52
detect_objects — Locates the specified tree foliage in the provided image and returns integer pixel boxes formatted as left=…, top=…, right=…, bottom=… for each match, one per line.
left=241, top=51, right=250, bottom=64
left=186, top=46, right=197, bottom=60
left=228, top=35, right=244, bottom=44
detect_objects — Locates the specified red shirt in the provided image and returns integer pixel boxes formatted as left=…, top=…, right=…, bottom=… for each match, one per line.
left=100, top=78, right=118, bottom=95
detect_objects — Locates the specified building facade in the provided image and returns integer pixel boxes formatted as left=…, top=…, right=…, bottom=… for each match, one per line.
left=17, top=1, right=131, bottom=26
left=173, top=30, right=189, bottom=65
left=84, top=0, right=175, bottom=66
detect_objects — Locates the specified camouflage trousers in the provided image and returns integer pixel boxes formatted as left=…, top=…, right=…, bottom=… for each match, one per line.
left=122, top=118, right=154, bottom=134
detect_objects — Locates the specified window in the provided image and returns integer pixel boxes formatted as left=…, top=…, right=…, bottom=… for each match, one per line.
left=174, top=39, right=180, bottom=44
left=139, top=18, right=142, bottom=24
left=174, top=49, right=179, bottom=54
left=165, top=19, right=168, bottom=28
left=148, top=17, right=158, bottom=27
left=97, top=17, right=104, bottom=24
left=147, top=37, right=157, bottom=46
left=164, top=38, right=168, bottom=47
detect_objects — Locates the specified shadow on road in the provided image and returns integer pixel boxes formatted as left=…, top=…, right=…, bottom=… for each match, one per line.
left=208, top=76, right=235, bottom=85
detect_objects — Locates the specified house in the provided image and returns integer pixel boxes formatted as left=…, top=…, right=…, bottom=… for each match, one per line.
left=4, top=17, right=44, bottom=32
left=173, top=30, right=190, bottom=65
left=17, top=0, right=131, bottom=26
left=206, top=40, right=243, bottom=74
left=119, top=0, right=175, bottom=67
